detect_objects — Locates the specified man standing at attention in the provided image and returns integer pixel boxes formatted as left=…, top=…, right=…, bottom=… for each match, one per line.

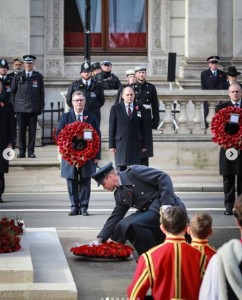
left=134, top=65, right=160, bottom=166
left=201, top=55, right=226, bottom=129
left=11, top=55, right=45, bottom=158
left=56, top=91, right=101, bottom=216
left=215, top=82, right=242, bottom=215
left=109, top=86, right=148, bottom=171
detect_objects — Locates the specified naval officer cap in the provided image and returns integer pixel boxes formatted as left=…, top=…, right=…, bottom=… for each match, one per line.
left=207, top=55, right=220, bottom=63
left=0, top=59, right=9, bottom=69
left=91, top=162, right=114, bottom=186
left=126, top=69, right=135, bottom=76
left=23, top=55, right=36, bottom=64
left=134, top=65, right=147, bottom=72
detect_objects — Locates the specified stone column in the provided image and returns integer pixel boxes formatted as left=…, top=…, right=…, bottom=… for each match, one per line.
left=231, top=0, right=242, bottom=70
left=44, top=0, right=65, bottom=78
left=179, top=0, right=218, bottom=82
left=0, top=0, right=30, bottom=57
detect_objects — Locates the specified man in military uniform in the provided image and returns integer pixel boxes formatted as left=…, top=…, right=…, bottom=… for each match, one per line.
left=11, top=55, right=45, bottom=158
left=201, top=55, right=227, bottom=129
left=115, top=68, right=137, bottom=104
left=0, top=59, right=14, bottom=102
left=133, top=65, right=160, bottom=166
left=90, top=162, right=186, bottom=255
left=66, top=62, right=105, bottom=125
left=98, top=60, right=121, bottom=90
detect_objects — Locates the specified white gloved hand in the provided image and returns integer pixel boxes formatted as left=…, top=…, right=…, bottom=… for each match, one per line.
left=160, top=205, right=172, bottom=214
left=88, top=240, right=101, bottom=246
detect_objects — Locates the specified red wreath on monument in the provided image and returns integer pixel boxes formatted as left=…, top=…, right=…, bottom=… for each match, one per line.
left=211, top=106, right=242, bottom=149
left=70, top=241, right=133, bottom=259
left=57, top=121, right=100, bottom=168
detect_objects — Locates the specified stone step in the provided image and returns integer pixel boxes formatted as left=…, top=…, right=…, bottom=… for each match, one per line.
left=0, top=228, right=77, bottom=300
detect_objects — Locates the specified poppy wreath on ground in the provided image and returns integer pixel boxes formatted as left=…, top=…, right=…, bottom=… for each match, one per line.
left=0, top=217, right=24, bottom=253
left=57, top=121, right=100, bottom=168
left=210, top=106, right=242, bottom=150
left=70, top=241, right=134, bottom=258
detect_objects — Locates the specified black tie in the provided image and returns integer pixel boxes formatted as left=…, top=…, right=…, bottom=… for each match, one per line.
left=235, top=103, right=239, bottom=108
left=76, top=114, right=82, bottom=121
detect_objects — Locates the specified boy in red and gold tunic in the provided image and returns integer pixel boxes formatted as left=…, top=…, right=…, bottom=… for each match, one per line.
left=188, top=213, right=216, bottom=264
left=127, top=207, right=207, bottom=300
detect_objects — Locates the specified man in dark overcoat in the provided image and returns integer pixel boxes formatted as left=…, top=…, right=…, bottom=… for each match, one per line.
left=56, top=91, right=101, bottom=216
left=66, top=62, right=105, bottom=125
left=90, top=162, right=186, bottom=255
left=215, top=82, right=242, bottom=215
left=109, top=86, right=148, bottom=171
left=133, top=66, right=160, bottom=166
left=0, top=82, right=15, bottom=202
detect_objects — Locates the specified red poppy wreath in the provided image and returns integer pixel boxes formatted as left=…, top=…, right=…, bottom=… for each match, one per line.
left=70, top=241, right=134, bottom=259
left=210, top=106, right=242, bottom=149
left=57, top=121, right=100, bottom=168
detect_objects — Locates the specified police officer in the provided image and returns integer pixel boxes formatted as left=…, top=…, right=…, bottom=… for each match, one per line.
left=98, top=60, right=121, bottom=90
left=133, top=65, right=160, bottom=166
left=11, top=55, right=45, bottom=158
left=90, top=162, right=186, bottom=255
left=66, top=62, right=105, bottom=125
left=0, top=59, right=14, bottom=102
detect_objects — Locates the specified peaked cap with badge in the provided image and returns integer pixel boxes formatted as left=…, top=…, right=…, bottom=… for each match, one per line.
left=23, top=55, right=36, bottom=64
left=91, top=162, right=114, bottom=186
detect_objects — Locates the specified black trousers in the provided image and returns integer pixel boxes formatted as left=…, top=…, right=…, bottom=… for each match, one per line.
left=112, top=210, right=164, bottom=255
left=0, top=173, right=5, bottom=194
left=17, top=112, right=38, bottom=155
left=223, top=175, right=242, bottom=211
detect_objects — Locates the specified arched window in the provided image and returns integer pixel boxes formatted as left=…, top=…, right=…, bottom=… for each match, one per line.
left=64, top=0, right=147, bottom=55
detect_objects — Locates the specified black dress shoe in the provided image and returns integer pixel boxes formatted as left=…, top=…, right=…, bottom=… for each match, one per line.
left=82, top=211, right=89, bottom=216
left=68, top=211, right=79, bottom=216
left=224, top=210, right=233, bottom=215
left=28, top=154, right=36, bottom=158
left=17, top=154, right=26, bottom=158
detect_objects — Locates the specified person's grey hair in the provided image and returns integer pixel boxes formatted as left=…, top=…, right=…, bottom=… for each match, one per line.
left=72, top=91, right=86, bottom=100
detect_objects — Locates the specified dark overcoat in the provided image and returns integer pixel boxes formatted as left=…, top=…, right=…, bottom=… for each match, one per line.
left=97, top=165, right=186, bottom=242
left=133, top=81, right=160, bottom=157
left=10, top=71, right=45, bottom=114
left=215, top=100, right=242, bottom=175
left=201, top=69, right=227, bottom=90
left=109, top=102, right=148, bottom=167
left=0, top=101, right=15, bottom=173
left=56, top=108, right=101, bottom=179
left=0, top=74, right=14, bottom=102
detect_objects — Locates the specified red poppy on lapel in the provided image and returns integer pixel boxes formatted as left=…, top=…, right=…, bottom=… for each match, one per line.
left=84, top=115, right=88, bottom=121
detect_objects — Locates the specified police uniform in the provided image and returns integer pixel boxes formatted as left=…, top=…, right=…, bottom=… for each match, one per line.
left=98, top=60, right=122, bottom=90
left=11, top=55, right=45, bottom=158
left=0, top=59, right=13, bottom=102
left=92, top=163, right=186, bottom=255
left=66, top=62, right=105, bottom=125
left=133, top=66, right=160, bottom=165
left=201, top=56, right=227, bottom=129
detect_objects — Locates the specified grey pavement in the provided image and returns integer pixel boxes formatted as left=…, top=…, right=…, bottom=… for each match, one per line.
left=6, top=145, right=223, bottom=194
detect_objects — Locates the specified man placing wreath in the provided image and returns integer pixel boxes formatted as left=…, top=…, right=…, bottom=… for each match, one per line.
left=56, top=91, right=101, bottom=216
left=213, top=83, right=242, bottom=215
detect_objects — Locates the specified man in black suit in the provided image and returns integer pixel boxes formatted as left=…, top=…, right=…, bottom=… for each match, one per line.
left=56, top=91, right=101, bottom=216
left=215, top=83, right=242, bottom=215
left=201, top=55, right=227, bottom=129
left=90, top=162, right=186, bottom=255
left=66, top=62, right=105, bottom=125
left=109, top=86, right=148, bottom=171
